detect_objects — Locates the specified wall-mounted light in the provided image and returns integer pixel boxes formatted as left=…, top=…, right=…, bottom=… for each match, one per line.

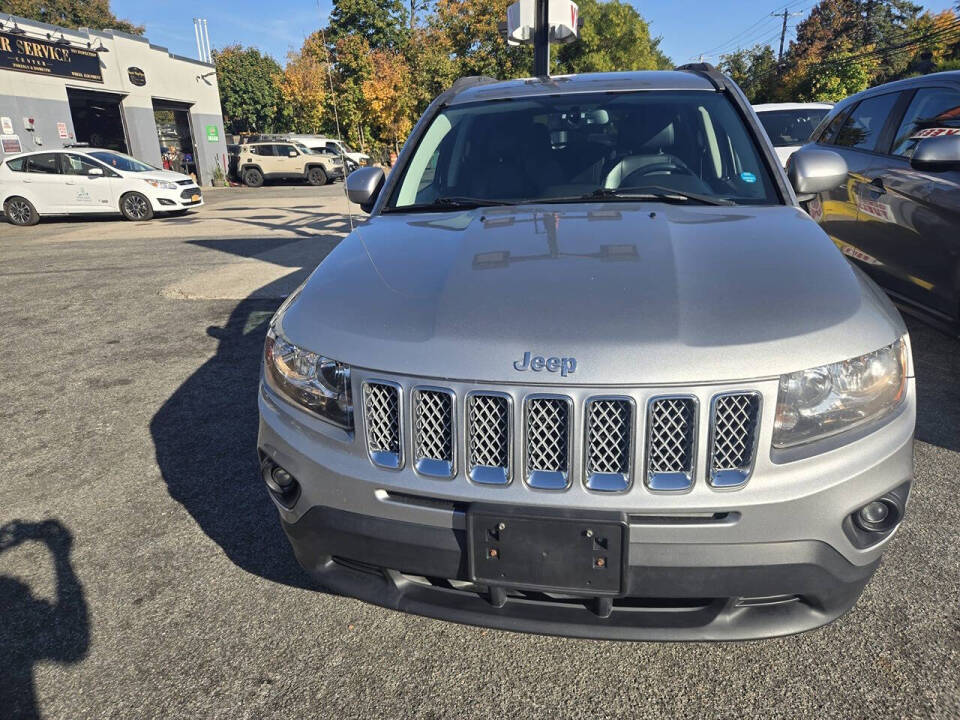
left=47, top=32, right=72, bottom=47
left=87, top=40, right=109, bottom=53
left=6, top=16, right=27, bottom=35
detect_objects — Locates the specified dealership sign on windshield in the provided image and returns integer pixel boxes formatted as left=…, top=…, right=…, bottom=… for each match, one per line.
left=0, top=30, right=103, bottom=83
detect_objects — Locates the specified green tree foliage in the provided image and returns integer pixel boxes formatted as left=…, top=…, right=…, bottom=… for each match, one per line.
left=0, top=0, right=143, bottom=34
left=798, top=49, right=878, bottom=101
left=212, top=45, right=285, bottom=134
left=432, top=0, right=531, bottom=78
left=554, top=0, right=670, bottom=73
left=327, top=0, right=410, bottom=50
left=718, top=44, right=777, bottom=103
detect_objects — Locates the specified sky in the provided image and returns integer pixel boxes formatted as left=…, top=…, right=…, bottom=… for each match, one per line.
left=111, top=0, right=957, bottom=67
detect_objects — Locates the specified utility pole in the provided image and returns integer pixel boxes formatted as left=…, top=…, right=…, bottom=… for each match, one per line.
left=533, top=0, right=549, bottom=76
left=771, top=9, right=802, bottom=71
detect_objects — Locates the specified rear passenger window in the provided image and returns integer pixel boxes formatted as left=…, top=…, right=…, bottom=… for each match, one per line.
left=834, top=93, right=900, bottom=151
left=890, top=87, right=960, bottom=157
left=26, top=153, right=62, bottom=174
left=6, top=157, right=26, bottom=171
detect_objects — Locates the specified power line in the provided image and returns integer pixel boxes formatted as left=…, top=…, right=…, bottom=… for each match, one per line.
left=695, top=0, right=813, bottom=59
left=772, top=9, right=804, bottom=64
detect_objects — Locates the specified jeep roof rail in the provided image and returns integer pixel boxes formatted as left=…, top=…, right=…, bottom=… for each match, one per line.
left=448, top=75, right=500, bottom=96
left=674, top=62, right=727, bottom=91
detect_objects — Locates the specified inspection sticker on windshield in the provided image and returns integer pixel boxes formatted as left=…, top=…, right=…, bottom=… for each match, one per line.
left=740, top=171, right=757, bottom=183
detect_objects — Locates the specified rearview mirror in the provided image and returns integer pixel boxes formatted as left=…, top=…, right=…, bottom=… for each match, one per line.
left=910, top=135, right=960, bottom=171
left=346, top=166, right=385, bottom=212
left=88, top=167, right=104, bottom=176
left=786, top=147, right=848, bottom=200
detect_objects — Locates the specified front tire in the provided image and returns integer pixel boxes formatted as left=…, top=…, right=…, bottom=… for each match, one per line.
left=243, top=167, right=264, bottom=187
left=120, top=192, right=154, bottom=221
left=307, top=167, right=327, bottom=186
left=4, top=196, right=39, bottom=226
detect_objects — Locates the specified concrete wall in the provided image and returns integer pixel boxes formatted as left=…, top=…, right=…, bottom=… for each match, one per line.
left=0, top=16, right=227, bottom=185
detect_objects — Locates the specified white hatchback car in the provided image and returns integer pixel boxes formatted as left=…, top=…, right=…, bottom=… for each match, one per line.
left=753, top=102, right=834, bottom=166
left=1, top=148, right=203, bottom=226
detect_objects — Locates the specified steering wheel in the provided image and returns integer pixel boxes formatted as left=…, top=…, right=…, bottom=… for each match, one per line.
left=621, top=162, right=697, bottom=188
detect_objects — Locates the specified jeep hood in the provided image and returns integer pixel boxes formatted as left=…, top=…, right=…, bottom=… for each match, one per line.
left=279, top=203, right=905, bottom=385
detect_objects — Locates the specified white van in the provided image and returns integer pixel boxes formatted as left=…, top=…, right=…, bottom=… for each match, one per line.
left=288, top=135, right=371, bottom=167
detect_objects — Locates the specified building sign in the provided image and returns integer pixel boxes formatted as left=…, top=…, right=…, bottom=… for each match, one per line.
left=205, top=124, right=220, bottom=142
left=57, top=122, right=69, bottom=139
left=0, top=116, right=12, bottom=135
left=1, top=135, right=22, bottom=154
left=127, top=66, right=146, bottom=86
left=0, top=29, right=103, bottom=83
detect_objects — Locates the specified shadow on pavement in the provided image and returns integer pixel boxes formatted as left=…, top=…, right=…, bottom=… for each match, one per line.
left=150, top=292, right=313, bottom=588
left=0, top=519, right=89, bottom=720
left=906, top=317, right=960, bottom=453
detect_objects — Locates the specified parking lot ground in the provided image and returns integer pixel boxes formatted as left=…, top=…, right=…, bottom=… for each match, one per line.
left=1, top=187, right=958, bottom=719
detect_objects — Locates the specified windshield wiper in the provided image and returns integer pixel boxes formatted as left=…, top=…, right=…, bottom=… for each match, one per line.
left=585, top=186, right=735, bottom=206
left=385, top=196, right=521, bottom=212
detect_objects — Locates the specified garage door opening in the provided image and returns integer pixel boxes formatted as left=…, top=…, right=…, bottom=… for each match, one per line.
left=66, top=88, right=128, bottom=153
left=153, top=101, right=198, bottom=181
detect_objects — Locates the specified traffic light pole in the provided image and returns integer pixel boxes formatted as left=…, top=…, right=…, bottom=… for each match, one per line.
left=534, top=0, right=550, bottom=76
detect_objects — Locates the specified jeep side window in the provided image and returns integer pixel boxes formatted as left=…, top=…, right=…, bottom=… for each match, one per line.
left=890, top=87, right=960, bottom=158
left=833, top=93, right=900, bottom=151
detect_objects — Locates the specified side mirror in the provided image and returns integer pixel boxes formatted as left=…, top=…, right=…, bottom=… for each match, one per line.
left=288, top=150, right=298, bottom=157
left=787, top=147, right=848, bottom=200
left=88, top=167, right=104, bottom=176
left=910, top=135, right=960, bottom=171
left=346, top=166, right=385, bottom=212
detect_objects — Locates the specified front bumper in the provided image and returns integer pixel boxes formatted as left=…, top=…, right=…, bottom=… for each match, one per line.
left=151, top=186, right=203, bottom=210
left=258, top=376, right=915, bottom=641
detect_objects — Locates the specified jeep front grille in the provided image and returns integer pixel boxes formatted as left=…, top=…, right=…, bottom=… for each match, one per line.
left=358, top=379, right=764, bottom=493
left=708, top=392, right=761, bottom=488
left=413, top=388, right=455, bottom=477
left=585, top=399, right=632, bottom=492
left=646, top=397, right=697, bottom=491
left=468, top=394, right=510, bottom=485
left=363, top=382, right=401, bottom=469
left=524, top=397, right=570, bottom=490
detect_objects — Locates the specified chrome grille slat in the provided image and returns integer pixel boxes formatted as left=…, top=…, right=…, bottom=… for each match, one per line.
left=414, top=389, right=454, bottom=477
left=468, top=394, right=510, bottom=485
left=709, top=392, right=761, bottom=488
left=646, top=397, right=696, bottom=491
left=585, top=399, right=632, bottom=492
left=363, top=382, right=401, bottom=469
left=525, top=397, right=570, bottom=490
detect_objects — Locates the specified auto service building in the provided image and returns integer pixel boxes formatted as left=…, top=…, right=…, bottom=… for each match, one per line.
left=0, top=14, right=227, bottom=185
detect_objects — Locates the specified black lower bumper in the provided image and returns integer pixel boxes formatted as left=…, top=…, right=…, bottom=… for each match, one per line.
left=282, top=505, right=879, bottom=641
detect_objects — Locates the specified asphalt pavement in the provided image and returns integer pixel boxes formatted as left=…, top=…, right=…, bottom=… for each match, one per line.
left=0, top=186, right=958, bottom=719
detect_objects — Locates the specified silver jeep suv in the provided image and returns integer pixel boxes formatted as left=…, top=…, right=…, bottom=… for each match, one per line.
left=257, top=66, right=915, bottom=640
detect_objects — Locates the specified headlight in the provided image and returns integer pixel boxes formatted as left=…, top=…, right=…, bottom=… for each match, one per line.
left=773, top=338, right=908, bottom=448
left=143, top=179, right=178, bottom=190
left=263, top=327, right=353, bottom=429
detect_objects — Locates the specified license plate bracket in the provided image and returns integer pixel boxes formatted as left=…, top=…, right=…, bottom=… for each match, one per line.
left=467, top=510, right=625, bottom=595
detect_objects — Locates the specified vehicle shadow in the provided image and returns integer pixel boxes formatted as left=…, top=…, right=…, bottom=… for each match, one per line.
left=906, top=316, right=960, bottom=453
left=149, top=287, right=312, bottom=589
left=0, top=519, right=89, bottom=720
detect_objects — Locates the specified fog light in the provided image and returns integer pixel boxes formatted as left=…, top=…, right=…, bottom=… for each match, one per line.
left=260, top=457, right=300, bottom=506
left=854, top=498, right=899, bottom=533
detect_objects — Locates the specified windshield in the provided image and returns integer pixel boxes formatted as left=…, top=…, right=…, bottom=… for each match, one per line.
left=757, top=108, right=830, bottom=147
left=294, top=143, right=316, bottom=154
left=386, top=91, right=779, bottom=210
left=89, top=151, right=157, bottom=173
